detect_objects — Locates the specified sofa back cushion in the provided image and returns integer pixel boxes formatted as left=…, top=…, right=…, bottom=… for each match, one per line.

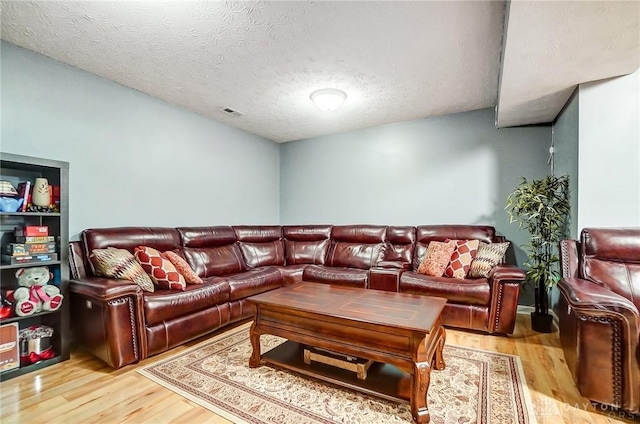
left=580, top=227, right=640, bottom=311
left=384, top=226, right=416, bottom=263
left=233, top=226, right=285, bottom=268
left=413, top=225, right=495, bottom=271
left=178, top=226, right=246, bottom=277
left=82, top=227, right=181, bottom=277
left=283, top=225, right=332, bottom=265
left=327, top=225, right=386, bottom=270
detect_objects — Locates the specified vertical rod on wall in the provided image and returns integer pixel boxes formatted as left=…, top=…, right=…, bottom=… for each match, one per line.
left=548, top=131, right=555, bottom=175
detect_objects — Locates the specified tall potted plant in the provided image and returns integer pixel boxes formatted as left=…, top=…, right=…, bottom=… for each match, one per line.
left=505, top=175, right=570, bottom=333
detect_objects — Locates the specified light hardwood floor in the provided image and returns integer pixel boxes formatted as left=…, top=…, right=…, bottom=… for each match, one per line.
left=1, top=313, right=638, bottom=424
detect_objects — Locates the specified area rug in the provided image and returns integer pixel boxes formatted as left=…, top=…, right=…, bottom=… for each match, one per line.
left=139, top=323, right=537, bottom=424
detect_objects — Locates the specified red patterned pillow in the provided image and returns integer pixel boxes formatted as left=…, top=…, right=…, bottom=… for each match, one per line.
left=444, top=239, right=481, bottom=279
left=134, top=246, right=186, bottom=291
left=417, top=241, right=456, bottom=276
left=162, top=251, right=203, bottom=285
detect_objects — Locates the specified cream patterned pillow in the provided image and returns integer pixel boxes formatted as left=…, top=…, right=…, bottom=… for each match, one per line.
left=90, top=247, right=155, bottom=292
left=468, top=242, right=510, bottom=278
left=417, top=241, right=457, bottom=277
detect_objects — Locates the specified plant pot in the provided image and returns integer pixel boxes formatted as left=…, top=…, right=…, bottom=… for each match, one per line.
left=530, top=311, right=555, bottom=333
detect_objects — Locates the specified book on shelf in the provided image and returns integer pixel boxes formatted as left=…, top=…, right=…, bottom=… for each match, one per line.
left=1, top=253, right=58, bottom=265
left=16, top=182, right=30, bottom=213
left=0, top=323, right=19, bottom=373
left=14, top=226, right=49, bottom=237
left=5, top=243, right=57, bottom=256
left=14, top=236, right=55, bottom=243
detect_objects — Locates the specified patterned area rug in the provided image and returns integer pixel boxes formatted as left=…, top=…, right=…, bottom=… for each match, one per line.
left=139, top=323, right=537, bottom=424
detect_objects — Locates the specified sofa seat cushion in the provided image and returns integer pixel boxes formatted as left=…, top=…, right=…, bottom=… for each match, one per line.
left=303, top=265, right=368, bottom=288
left=144, top=278, right=230, bottom=326
left=225, top=267, right=283, bottom=301
left=399, top=272, right=490, bottom=306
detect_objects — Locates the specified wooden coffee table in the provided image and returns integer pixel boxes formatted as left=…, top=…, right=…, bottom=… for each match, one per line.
left=247, top=282, right=447, bottom=423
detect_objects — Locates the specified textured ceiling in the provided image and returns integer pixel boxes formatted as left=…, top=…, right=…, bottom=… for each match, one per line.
left=1, top=1, right=638, bottom=142
left=1, top=1, right=504, bottom=142
left=498, top=0, right=639, bottom=128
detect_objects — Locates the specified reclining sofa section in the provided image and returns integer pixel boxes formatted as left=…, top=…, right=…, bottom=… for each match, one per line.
left=69, top=224, right=525, bottom=369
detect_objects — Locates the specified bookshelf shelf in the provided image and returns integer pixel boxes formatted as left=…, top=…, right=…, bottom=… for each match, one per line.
left=0, top=212, right=61, bottom=217
left=0, top=309, right=62, bottom=325
left=0, top=356, right=63, bottom=381
left=0, top=260, right=61, bottom=270
left=0, top=153, right=70, bottom=380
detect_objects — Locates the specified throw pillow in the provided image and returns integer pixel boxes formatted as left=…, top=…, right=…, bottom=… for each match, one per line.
left=162, top=251, right=204, bottom=285
left=444, top=239, right=481, bottom=279
left=468, top=242, right=510, bottom=278
left=90, top=247, right=155, bottom=292
left=134, top=246, right=186, bottom=291
left=417, top=241, right=456, bottom=277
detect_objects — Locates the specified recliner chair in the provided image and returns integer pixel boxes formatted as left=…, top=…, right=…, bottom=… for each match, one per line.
left=557, top=227, right=640, bottom=414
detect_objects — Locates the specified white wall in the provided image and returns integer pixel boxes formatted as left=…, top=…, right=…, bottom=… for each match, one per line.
left=280, top=107, right=551, bottom=270
left=1, top=42, right=280, bottom=239
left=578, top=69, right=640, bottom=229
left=552, top=89, right=579, bottom=238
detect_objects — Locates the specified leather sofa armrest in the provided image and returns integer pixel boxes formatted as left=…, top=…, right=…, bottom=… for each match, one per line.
left=487, top=264, right=525, bottom=334
left=376, top=261, right=411, bottom=270
left=69, top=277, right=146, bottom=369
left=558, top=278, right=639, bottom=322
left=70, top=277, right=141, bottom=302
left=488, top=264, right=526, bottom=281
left=558, top=277, right=639, bottom=412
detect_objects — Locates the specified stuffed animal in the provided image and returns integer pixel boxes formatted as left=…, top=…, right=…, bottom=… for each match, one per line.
left=13, top=267, right=63, bottom=316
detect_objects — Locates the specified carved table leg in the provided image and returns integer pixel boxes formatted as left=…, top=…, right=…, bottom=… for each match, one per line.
left=411, top=361, right=431, bottom=423
left=249, top=321, right=261, bottom=368
left=433, top=325, right=446, bottom=371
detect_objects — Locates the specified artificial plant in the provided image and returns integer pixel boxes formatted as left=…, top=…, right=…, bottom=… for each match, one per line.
left=505, top=175, right=570, bottom=316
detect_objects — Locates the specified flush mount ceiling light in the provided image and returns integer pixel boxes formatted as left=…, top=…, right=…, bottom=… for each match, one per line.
left=310, top=88, right=347, bottom=112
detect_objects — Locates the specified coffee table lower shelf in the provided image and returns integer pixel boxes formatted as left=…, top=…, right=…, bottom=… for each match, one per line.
left=262, top=340, right=410, bottom=404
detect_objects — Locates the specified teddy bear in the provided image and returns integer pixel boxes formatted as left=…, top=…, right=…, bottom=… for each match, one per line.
left=13, top=267, right=63, bottom=317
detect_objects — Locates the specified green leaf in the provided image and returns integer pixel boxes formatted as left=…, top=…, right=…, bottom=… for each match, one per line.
left=505, top=175, right=571, bottom=290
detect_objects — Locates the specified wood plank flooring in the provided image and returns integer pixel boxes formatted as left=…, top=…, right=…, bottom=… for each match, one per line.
left=1, top=313, right=638, bottom=423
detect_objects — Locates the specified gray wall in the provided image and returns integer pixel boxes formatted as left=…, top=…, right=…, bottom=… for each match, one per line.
left=577, top=69, right=640, bottom=229
left=1, top=42, right=280, bottom=239
left=552, top=89, right=579, bottom=238
left=280, top=107, right=551, bottom=277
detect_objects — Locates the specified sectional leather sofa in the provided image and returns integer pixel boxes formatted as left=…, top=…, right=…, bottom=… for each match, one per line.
left=69, top=224, right=525, bottom=369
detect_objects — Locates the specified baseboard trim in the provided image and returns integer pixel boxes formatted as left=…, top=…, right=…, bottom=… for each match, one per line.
left=516, top=305, right=559, bottom=324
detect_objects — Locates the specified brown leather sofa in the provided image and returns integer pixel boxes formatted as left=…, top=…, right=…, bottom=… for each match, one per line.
left=557, top=228, right=640, bottom=414
left=69, top=224, right=525, bottom=369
